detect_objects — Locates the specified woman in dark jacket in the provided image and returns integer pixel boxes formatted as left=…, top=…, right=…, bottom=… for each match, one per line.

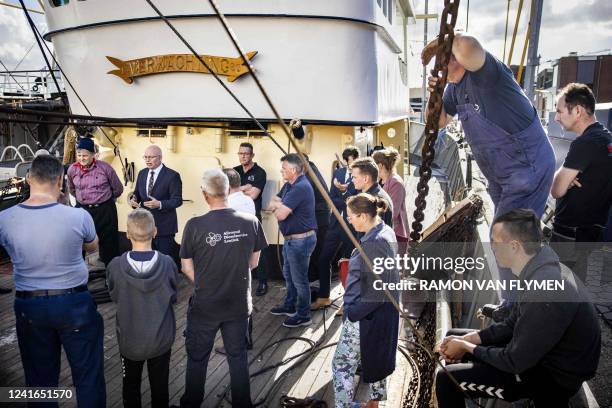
left=332, top=193, right=399, bottom=408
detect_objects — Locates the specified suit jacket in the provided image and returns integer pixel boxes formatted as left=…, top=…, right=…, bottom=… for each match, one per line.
left=328, top=166, right=358, bottom=229
left=382, top=174, right=410, bottom=239
left=133, top=165, right=183, bottom=236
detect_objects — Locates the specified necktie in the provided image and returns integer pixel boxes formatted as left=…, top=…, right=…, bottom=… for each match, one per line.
left=147, top=170, right=155, bottom=197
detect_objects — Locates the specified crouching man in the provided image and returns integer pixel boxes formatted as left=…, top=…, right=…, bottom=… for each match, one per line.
left=436, top=209, right=601, bottom=407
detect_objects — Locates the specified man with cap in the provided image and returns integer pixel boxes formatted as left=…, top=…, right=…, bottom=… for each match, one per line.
left=67, top=137, right=124, bottom=266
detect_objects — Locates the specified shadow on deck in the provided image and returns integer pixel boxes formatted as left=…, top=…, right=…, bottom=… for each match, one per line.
left=0, top=272, right=414, bottom=407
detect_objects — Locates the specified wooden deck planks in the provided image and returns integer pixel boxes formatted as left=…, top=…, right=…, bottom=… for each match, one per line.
left=0, top=273, right=415, bottom=408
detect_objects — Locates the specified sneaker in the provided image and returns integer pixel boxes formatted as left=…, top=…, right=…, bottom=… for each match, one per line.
left=481, top=303, right=512, bottom=323
left=270, top=306, right=297, bottom=317
left=282, top=315, right=312, bottom=328
left=310, top=297, right=332, bottom=310
left=255, top=281, right=268, bottom=297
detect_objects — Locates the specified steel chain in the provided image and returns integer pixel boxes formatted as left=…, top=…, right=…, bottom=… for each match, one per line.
left=410, top=0, right=461, bottom=243
left=403, top=195, right=483, bottom=407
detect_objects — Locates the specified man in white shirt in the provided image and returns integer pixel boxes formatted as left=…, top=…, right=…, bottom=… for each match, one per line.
left=224, top=168, right=256, bottom=216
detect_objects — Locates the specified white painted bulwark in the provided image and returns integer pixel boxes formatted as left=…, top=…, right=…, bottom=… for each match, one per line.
left=43, top=0, right=413, bottom=123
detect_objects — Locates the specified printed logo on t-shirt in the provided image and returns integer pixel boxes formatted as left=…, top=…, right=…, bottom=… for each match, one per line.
left=206, top=232, right=222, bottom=247
left=247, top=175, right=255, bottom=182
left=224, top=230, right=248, bottom=243
left=206, top=230, right=250, bottom=246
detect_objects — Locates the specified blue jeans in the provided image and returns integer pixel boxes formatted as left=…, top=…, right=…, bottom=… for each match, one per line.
left=181, top=317, right=252, bottom=408
left=282, top=234, right=317, bottom=318
left=14, top=291, right=106, bottom=408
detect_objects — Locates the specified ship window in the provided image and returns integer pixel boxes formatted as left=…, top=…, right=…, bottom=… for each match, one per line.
left=49, top=0, right=69, bottom=7
left=136, top=127, right=167, bottom=138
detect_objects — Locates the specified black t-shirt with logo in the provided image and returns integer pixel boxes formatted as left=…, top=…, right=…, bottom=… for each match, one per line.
left=555, top=122, right=612, bottom=226
left=180, top=208, right=267, bottom=322
left=234, top=163, right=267, bottom=217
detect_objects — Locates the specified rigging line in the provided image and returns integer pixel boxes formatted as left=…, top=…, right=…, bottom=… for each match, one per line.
left=207, top=2, right=485, bottom=406
left=21, top=7, right=129, bottom=171
left=13, top=42, right=36, bottom=71
left=0, top=57, right=27, bottom=92
left=0, top=117, right=215, bottom=129
left=207, top=0, right=411, bottom=330
left=0, top=105, right=233, bottom=129
left=143, top=0, right=287, bottom=156
left=18, top=0, right=64, bottom=106
left=507, top=0, right=524, bottom=66
left=503, top=0, right=511, bottom=62
left=205, top=0, right=429, bottom=358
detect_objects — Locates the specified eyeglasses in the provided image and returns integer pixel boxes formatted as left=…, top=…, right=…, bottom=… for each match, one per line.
left=143, top=155, right=160, bottom=160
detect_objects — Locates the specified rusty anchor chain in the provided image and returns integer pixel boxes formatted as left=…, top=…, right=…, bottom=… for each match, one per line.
left=410, top=0, right=461, bottom=243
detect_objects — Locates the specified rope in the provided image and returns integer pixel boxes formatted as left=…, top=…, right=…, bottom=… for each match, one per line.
left=18, top=3, right=128, bottom=174
left=143, top=0, right=288, bottom=156
left=206, top=1, right=484, bottom=406
left=0, top=57, right=27, bottom=93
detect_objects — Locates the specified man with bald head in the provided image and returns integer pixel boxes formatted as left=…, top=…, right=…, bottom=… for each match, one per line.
left=422, top=32, right=555, bottom=318
left=130, top=145, right=183, bottom=258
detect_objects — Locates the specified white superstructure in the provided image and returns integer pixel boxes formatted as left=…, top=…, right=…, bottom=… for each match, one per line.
left=43, top=0, right=415, bottom=124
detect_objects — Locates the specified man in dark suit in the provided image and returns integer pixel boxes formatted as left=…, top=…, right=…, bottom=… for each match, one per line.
left=311, top=147, right=360, bottom=311
left=129, top=145, right=183, bottom=258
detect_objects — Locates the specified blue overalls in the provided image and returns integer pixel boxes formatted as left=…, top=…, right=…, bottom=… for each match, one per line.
left=456, top=94, right=555, bottom=301
left=457, top=103, right=555, bottom=218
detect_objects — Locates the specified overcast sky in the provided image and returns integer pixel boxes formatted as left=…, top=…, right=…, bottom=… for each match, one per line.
left=407, top=0, right=612, bottom=87
left=1, top=0, right=611, bottom=88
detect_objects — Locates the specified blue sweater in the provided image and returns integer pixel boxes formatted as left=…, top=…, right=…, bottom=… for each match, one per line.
left=344, top=222, right=400, bottom=383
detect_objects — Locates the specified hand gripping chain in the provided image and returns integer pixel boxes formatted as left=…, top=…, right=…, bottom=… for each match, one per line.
left=410, top=0, right=461, bottom=243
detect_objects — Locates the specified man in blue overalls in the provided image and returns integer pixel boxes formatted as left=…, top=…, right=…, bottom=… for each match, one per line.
left=422, top=32, right=556, bottom=318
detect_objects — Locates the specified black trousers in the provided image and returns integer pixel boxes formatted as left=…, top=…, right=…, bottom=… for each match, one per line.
left=121, top=349, right=171, bottom=408
left=550, top=223, right=604, bottom=282
left=308, top=224, right=328, bottom=282
left=181, top=318, right=252, bottom=408
left=436, top=329, right=578, bottom=408
left=252, top=213, right=267, bottom=282
left=153, top=235, right=176, bottom=257
left=79, top=200, right=119, bottom=266
left=316, top=226, right=352, bottom=298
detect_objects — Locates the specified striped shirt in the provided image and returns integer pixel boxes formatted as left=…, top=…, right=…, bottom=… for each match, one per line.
left=67, top=160, right=124, bottom=205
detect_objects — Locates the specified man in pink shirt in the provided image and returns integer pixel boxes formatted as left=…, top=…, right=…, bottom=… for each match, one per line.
left=67, top=137, right=124, bottom=265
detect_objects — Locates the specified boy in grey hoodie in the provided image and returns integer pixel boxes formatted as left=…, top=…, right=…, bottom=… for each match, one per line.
left=107, top=209, right=178, bottom=408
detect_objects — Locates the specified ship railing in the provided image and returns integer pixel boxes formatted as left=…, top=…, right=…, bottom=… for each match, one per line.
left=0, top=69, right=64, bottom=99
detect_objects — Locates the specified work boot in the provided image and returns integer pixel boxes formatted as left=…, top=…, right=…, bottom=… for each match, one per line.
left=310, top=297, right=332, bottom=310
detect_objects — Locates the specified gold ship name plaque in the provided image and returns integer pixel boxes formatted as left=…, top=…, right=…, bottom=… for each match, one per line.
left=106, top=51, right=258, bottom=84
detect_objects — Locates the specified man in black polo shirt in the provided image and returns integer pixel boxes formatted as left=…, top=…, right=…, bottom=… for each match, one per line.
left=268, top=154, right=317, bottom=328
left=550, top=83, right=612, bottom=281
left=234, top=142, right=269, bottom=296
left=350, top=157, right=394, bottom=232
